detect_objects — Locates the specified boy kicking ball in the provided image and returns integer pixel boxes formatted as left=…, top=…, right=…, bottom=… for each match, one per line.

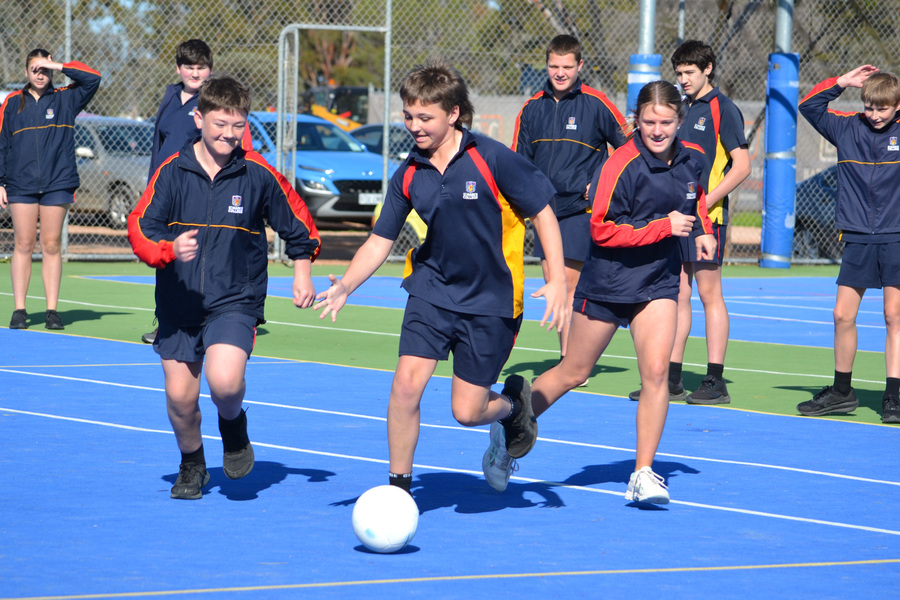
left=128, top=77, right=321, bottom=498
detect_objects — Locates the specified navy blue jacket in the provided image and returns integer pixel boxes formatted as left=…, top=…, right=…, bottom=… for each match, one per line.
left=149, top=83, right=200, bottom=181
left=374, top=129, right=554, bottom=319
left=800, top=77, right=900, bottom=241
left=0, top=62, right=101, bottom=195
left=128, top=141, right=321, bottom=327
left=576, top=135, right=712, bottom=304
left=512, top=79, right=626, bottom=219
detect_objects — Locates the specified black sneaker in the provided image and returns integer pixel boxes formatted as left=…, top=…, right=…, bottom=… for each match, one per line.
left=220, top=409, right=255, bottom=479
left=500, top=374, right=537, bottom=459
left=9, top=309, right=27, bottom=329
left=170, top=462, right=210, bottom=499
left=45, top=310, right=64, bottom=330
left=797, top=386, right=858, bottom=416
left=629, top=381, right=689, bottom=402
left=686, top=376, right=731, bottom=405
left=882, top=394, right=900, bottom=424
left=141, top=327, right=158, bottom=344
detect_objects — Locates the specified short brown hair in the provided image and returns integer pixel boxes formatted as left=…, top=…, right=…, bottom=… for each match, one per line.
left=399, top=57, right=474, bottom=129
left=671, top=40, right=716, bottom=81
left=176, top=39, right=213, bottom=69
left=197, top=76, right=251, bottom=116
left=861, top=72, right=900, bottom=108
left=546, top=35, right=582, bottom=63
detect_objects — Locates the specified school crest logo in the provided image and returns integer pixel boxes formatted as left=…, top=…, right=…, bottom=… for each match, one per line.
left=45, top=108, right=54, bottom=120
left=686, top=181, right=697, bottom=201
left=566, top=116, right=577, bottom=131
left=693, top=117, right=706, bottom=132
left=889, top=136, right=899, bottom=152
left=463, top=181, right=478, bottom=200
left=188, top=108, right=197, bottom=117
left=228, top=194, right=244, bottom=214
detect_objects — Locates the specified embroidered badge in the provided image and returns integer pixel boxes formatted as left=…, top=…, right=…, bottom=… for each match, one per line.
left=693, top=117, right=706, bottom=132
left=889, top=136, right=899, bottom=152
left=45, top=108, right=54, bottom=120
left=566, top=116, right=577, bottom=131
left=686, top=181, right=697, bottom=201
left=228, top=195, right=244, bottom=214
left=463, top=181, right=478, bottom=200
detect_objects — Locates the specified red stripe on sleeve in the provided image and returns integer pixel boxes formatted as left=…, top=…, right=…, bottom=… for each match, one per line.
left=127, top=155, right=179, bottom=268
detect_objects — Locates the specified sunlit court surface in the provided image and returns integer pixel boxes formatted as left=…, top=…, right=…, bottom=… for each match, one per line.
left=2, top=263, right=898, bottom=599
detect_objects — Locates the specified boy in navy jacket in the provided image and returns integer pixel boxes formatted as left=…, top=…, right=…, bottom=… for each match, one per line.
left=513, top=35, right=626, bottom=365
left=798, top=64, right=900, bottom=423
left=128, top=77, right=321, bottom=499
left=141, top=39, right=214, bottom=344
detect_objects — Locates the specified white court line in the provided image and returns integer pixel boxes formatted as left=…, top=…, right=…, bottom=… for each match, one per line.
left=3, top=405, right=899, bottom=539
left=2, top=367, right=897, bottom=488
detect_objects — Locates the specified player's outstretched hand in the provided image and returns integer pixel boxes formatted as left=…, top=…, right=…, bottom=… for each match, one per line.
left=695, top=233, right=717, bottom=261
left=313, top=274, right=348, bottom=322
left=173, top=229, right=199, bottom=262
left=668, top=211, right=696, bottom=237
left=532, top=279, right=570, bottom=333
left=838, top=65, right=878, bottom=89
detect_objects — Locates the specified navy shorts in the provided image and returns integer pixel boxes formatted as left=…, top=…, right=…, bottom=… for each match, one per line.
left=680, top=221, right=726, bottom=265
left=837, top=241, right=900, bottom=289
left=573, top=294, right=678, bottom=328
left=532, top=211, right=591, bottom=263
left=154, top=312, right=258, bottom=363
left=399, top=295, right=522, bottom=386
left=7, top=189, right=75, bottom=206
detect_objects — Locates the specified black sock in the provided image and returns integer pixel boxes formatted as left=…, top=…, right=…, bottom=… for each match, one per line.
left=219, top=409, right=249, bottom=453
left=668, top=362, right=683, bottom=385
left=707, top=363, right=724, bottom=380
left=499, top=394, right=518, bottom=423
left=181, top=444, right=205, bottom=466
left=886, top=378, right=900, bottom=398
left=389, top=472, right=413, bottom=495
left=834, top=371, right=852, bottom=395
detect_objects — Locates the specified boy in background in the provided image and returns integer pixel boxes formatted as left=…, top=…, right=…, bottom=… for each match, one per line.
left=512, top=35, right=626, bottom=370
left=128, top=77, right=321, bottom=499
left=798, top=64, right=900, bottom=424
left=142, top=39, right=214, bottom=344
left=630, top=40, right=750, bottom=405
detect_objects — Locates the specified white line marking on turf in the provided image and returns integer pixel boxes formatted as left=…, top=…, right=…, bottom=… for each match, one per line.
left=2, top=368, right=898, bottom=489
left=3, top=406, right=899, bottom=539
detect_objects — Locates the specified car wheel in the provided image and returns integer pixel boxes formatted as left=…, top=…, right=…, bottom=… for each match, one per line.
left=792, top=223, right=819, bottom=260
left=107, top=185, right=134, bottom=230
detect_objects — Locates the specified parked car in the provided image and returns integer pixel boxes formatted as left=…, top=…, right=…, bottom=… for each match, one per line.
left=350, top=123, right=414, bottom=162
left=73, top=115, right=153, bottom=228
left=246, top=112, right=397, bottom=223
left=793, top=164, right=842, bottom=260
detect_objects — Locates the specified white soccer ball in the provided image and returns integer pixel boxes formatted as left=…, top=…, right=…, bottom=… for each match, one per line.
left=351, top=484, right=419, bottom=553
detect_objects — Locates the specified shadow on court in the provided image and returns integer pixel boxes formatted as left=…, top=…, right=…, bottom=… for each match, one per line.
left=503, top=358, right=629, bottom=380
left=161, top=461, right=336, bottom=501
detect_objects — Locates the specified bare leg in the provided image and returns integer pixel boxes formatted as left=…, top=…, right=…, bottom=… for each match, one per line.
left=833, top=285, right=864, bottom=373
left=161, top=358, right=204, bottom=453
left=387, top=355, right=437, bottom=475
left=9, top=203, right=39, bottom=310
left=36, top=204, right=69, bottom=311
left=693, top=263, right=729, bottom=365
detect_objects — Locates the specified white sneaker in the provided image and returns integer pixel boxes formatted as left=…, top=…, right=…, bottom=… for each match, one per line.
left=624, top=466, right=670, bottom=504
left=482, top=422, right=517, bottom=491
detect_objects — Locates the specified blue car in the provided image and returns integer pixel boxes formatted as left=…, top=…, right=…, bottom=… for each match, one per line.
left=245, top=112, right=397, bottom=222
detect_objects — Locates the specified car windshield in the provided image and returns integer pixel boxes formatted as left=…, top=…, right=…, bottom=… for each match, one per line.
left=262, top=121, right=366, bottom=152
left=96, top=124, right=153, bottom=157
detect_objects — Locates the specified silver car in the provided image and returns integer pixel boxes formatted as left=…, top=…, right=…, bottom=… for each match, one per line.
left=73, top=115, right=153, bottom=228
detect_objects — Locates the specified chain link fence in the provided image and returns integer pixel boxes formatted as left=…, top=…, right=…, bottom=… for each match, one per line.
left=0, top=0, right=895, bottom=263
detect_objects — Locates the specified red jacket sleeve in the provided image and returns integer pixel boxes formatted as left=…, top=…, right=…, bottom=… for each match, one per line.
left=127, top=158, right=178, bottom=268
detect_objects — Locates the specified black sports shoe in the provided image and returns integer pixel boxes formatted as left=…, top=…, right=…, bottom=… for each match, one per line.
left=500, top=374, right=537, bottom=459
left=220, top=409, right=254, bottom=479
left=9, top=309, right=27, bottom=329
left=686, top=375, right=731, bottom=405
left=882, top=394, right=900, bottom=424
left=797, top=386, right=858, bottom=416
left=141, top=327, right=158, bottom=344
left=170, top=462, right=210, bottom=500
left=45, top=310, right=64, bottom=330
left=629, top=381, right=689, bottom=402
